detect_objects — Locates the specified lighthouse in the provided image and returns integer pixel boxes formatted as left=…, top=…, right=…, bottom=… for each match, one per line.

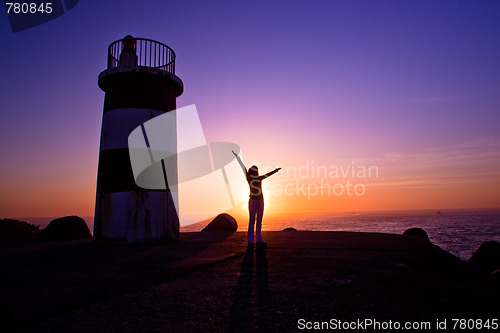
left=94, top=35, right=183, bottom=244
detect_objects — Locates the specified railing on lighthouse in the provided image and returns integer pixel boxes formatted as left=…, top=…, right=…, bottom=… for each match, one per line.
left=106, top=36, right=176, bottom=74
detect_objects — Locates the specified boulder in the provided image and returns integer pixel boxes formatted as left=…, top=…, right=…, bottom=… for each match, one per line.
left=468, top=241, right=500, bottom=274
left=201, top=213, right=237, bottom=232
left=0, top=219, right=40, bottom=244
left=282, top=227, right=298, bottom=231
left=36, top=216, right=91, bottom=242
left=402, top=228, right=430, bottom=242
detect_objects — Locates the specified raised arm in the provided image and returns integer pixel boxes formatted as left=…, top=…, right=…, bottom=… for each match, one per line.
left=232, top=150, right=247, bottom=177
left=261, top=167, right=282, bottom=179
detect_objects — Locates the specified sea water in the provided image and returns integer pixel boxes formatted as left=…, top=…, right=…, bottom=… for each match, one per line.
left=19, top=208, right=500, bottom=261
left=258, top=209, right=500, bottom=260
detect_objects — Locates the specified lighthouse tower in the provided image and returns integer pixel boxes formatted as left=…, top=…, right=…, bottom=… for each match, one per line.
left=94, top=35, right=183, bottom=243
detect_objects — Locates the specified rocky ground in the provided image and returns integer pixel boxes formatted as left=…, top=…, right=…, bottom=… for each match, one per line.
left=1, top=231, right=498, bottom=332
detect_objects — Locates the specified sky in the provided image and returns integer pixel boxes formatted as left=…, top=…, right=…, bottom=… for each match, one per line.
left=1, top=0, right=499, bottom=218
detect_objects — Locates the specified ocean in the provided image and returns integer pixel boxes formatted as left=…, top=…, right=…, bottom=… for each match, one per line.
left=254, top=208, right=500, bottom=261
left=19, top=208, right=500, bottom=261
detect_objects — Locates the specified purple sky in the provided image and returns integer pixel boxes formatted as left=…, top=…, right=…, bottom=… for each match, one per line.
left=1, top=1, right=499, bottom=217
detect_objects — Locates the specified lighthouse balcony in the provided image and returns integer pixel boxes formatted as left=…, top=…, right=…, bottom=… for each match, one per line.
left=98, top=36, right=183, bottom=97
left=106, top=36, right=176, bottom=74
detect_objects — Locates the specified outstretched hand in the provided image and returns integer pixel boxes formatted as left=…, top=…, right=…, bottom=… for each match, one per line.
left=276, top=167, right=282, bottom=172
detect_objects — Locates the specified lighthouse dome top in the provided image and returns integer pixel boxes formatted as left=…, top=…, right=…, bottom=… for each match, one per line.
left=106, top=35, right=176, bottom=75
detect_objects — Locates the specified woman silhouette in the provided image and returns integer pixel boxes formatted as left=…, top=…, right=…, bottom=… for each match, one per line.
left=232, top=150, right=281, bottom=249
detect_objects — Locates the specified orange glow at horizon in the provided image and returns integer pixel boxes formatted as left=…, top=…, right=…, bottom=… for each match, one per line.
left=1, top=140, right=499, bottom=219
left=1, top=163, right=499, bottom=219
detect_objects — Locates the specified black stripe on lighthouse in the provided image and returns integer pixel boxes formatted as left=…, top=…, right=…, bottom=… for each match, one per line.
left=100, top=72, right=179, bottom=112
left=96, top=149, right=139, bottom=193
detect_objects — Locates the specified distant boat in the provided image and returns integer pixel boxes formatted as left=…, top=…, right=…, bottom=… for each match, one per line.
left=437, top=211, right=441, bottom=215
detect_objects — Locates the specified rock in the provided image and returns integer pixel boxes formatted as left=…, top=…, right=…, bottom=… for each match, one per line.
left=468, top=241, right=500, bottom=274
left=282, top=227, right=297, bottom=231
left=0, top=219, right=40, bottom=244
left=36, top=216, right=91, bottom=242
left=402, top=228, right=430, bottom=242
left=201, top=214, right=237, bottom=232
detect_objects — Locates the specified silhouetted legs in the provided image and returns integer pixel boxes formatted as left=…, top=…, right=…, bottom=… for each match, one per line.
left=248, top=199, right=264, bottom=243
left=255, top=201, right=264, bottom=243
